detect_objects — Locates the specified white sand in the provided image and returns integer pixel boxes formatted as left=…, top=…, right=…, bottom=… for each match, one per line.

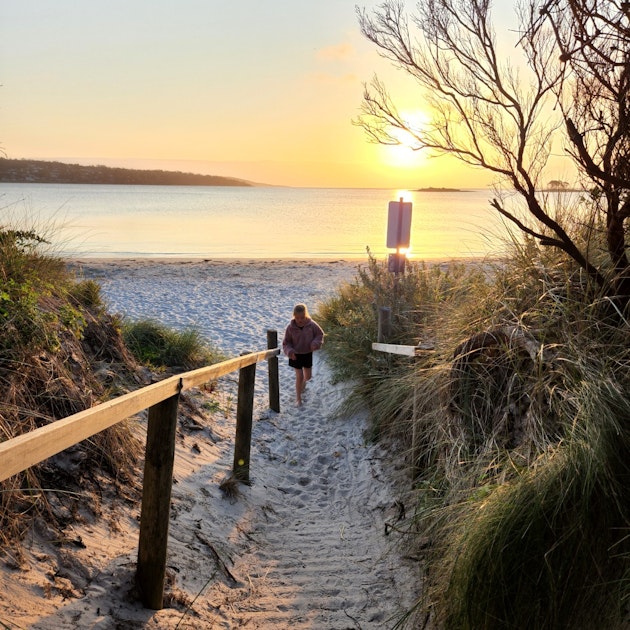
left=0, top=259, right=420, bottom=629
left=69, top=258, right=362, bottom=357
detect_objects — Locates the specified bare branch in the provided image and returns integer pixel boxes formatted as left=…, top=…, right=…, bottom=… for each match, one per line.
left=357, top=0, right=630, bottom=299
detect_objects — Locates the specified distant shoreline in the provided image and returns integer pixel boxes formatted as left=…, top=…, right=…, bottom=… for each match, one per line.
left=415, top=186, right=588, bottom=193
left=414, top=186, right=468, bottom=192
left=65, top=255, right=490, bottom=270
left=0, top=157, right=258, bottom=187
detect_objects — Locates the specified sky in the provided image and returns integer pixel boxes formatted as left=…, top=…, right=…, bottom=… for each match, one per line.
left=1, top=1, right=522, bottom=188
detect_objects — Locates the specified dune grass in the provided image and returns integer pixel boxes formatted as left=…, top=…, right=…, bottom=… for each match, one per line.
left=0, top=227, right=143, bottom=552
left=122, top=318, right=225, bottom=371
left=0, top=213, right=231, bottom=559
left=317, top=241, right=630, bottom=629
left=317, top=250, right=488, bottom=435
left=0, top=221, right=232, bottom=570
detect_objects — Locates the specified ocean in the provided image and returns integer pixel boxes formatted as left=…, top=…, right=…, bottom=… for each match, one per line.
left=1, top=183, right=507, bottom=260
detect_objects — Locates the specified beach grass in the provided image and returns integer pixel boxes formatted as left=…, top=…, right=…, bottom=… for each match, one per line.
left=122, top=317, right=225, bottom=371
left=0, top=226, right=142, bottom=552
left=318, top=239, right=630, bottom=628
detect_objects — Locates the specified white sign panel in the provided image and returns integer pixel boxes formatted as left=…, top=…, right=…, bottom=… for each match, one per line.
left=386, top=200, right=412, bottom=249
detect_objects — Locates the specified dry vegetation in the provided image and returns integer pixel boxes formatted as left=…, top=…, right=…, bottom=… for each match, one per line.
left=350, top=3, right=630, bottom=622
left=318, top=240, right=630, bottom=629
left=0, top=229, right=223, bottom=570
left=0, top=229, right=148, bottom=558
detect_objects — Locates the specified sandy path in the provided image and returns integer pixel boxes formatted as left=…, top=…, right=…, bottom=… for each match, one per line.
left=194, top=355, right=416, bottom=628
left=17, top=356, right=417, bottom=629
left=153, top=352, right=418, bottom=629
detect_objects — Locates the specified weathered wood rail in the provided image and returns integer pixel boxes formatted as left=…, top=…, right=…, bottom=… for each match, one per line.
left=0, top=331, right=281, bottom=610
left=373, top=305, right=436, bottom=479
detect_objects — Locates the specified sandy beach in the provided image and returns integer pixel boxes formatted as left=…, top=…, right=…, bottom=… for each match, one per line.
left=0, top=258, right=420, bottom=629
left=69, top=258, right=363, bottom=356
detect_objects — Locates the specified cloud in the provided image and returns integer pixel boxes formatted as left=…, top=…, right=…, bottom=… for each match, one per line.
left=315, top=42, right=355, bottom=62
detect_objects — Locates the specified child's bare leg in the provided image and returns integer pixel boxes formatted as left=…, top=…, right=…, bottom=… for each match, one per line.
left=302, top=367, right=312, bottom=392
left=295, top=369, right=305, bottom=405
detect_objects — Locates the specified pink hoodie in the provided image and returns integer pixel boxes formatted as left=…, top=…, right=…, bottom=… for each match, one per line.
left=282, top=318, right=324, bottom=356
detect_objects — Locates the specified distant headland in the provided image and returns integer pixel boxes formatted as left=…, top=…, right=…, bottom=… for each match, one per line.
left=414, top=186, right=468, bottom=192
left=0, top=158, right=256, bottom=186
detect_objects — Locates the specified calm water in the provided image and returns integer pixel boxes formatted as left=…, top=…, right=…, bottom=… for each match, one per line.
left=1, top=183, right=507, bottom=260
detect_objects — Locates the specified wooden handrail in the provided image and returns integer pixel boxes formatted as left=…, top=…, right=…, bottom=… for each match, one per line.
left=372, top=342, right=424, bottom=356
left=0, top=338, right=281, bottom=610
left=0, top=347, right=280, bottom=483
left=0, top=321, right=284, bottom=616
left=180, top=347, right=279, bottom=389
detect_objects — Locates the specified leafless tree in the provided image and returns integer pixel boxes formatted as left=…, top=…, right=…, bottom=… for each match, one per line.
left=356, top=0, right=630, bottom=303
left=537, top=0, right=630, bottom=296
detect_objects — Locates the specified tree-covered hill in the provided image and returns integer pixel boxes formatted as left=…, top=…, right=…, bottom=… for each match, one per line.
left=0, top=158, right=256, bottom=186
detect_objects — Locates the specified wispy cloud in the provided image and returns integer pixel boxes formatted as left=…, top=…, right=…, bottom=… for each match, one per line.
left=315, top=42, right=355, bottom=62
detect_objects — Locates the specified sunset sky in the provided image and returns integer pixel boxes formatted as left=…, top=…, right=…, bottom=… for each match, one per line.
left=1, top=1, right=523, bottom=188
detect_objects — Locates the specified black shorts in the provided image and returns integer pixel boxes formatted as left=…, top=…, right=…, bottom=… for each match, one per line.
left=289, top=352, right=313, bottom=370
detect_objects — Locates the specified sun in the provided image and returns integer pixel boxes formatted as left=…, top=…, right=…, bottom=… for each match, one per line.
left=383, top=143, right=426, bottom=168
left=395, top=189, right=414, bottom=202
left=380, top=109, right=431, bottom=168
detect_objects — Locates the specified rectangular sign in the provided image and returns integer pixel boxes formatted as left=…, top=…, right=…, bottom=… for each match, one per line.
left=386, top=200, right=412, bottom=248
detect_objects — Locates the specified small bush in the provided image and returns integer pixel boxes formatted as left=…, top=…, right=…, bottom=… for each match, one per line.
left=69, top=279, right=103, bottom=308
left=122, top=318, right=224, bottom=370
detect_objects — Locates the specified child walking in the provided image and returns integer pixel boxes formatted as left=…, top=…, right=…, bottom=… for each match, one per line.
left=282, top=303, right=324, bottom=406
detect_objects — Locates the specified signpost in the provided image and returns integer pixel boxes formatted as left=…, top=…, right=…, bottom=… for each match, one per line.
left=383, top=197, right=418, bottom=475
left=387, top=198, right=412, bottom=249
left=386, top=197, right=413, bottom=275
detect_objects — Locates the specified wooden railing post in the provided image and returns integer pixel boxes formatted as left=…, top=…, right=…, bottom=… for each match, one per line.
left=377, top=306, right=392, bottom=343
left=267, top=329, right=280, bottom=413
left=233, top=353, right=256, bottom=483
left=136, top=389, right=181, bottom=610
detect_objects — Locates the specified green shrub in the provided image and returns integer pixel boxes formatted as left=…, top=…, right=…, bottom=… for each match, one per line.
left=122, top=318, right=224, bottom=370
left=0, top=229, right=70, bottom=354
left=0, top=225, right=142, bottom=549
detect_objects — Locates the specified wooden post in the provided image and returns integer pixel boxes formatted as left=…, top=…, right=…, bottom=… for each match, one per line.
left=136, top=390, right=181, bottom=610
left=377, top=306, right=392, bottom=343
left=411, top=356, right=420, bottom=480
left=233, top=353, right=256, bottom=483
left=267, top=329, right=280, bottom=413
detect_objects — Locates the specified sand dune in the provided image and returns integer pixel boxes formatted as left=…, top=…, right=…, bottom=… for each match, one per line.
left=0, top=259, right=419, bottom=628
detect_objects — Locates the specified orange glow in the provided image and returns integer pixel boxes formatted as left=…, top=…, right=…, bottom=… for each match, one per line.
left=395, top=189, right=413, bottom=202
left=382, top=144, right=425, bottom=169
left=0, top=2, right=515, bottom=190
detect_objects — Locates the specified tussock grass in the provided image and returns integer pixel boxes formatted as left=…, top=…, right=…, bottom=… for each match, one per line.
left=434, top=376, right=630, bottom=630
left=318, top=239, right=630, bottom=629
left=122, top=318, right=225, bottom=371
left=0, top=226, right=142, bottom=553
left=318, top=250, right=487, bottom=434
